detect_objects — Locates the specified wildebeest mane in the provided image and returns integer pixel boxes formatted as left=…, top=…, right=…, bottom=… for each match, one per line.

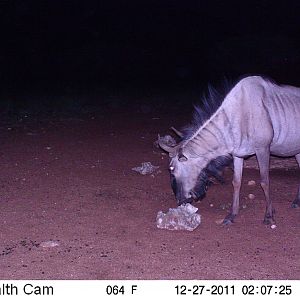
left=181, top=75, right=277, bottom=142
left=181, top=79, right=233, bottom=141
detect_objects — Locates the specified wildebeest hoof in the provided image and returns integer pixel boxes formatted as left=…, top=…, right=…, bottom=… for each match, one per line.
left=222, top=219, right=233, bottom=225
left=222, top=213, right=236, bottom=225
left=263, top=218, right=275, bottom=225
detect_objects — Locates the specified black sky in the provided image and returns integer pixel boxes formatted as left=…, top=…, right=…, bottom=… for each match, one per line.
left=1, top=0, right=300, bottom=97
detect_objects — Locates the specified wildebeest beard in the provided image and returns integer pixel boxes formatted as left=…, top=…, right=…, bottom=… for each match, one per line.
left=192, top=155, right=232, bottom=202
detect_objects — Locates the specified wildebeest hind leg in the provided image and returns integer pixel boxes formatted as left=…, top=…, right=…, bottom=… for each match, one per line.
left=256, top=149, right=275, bottom=224
left=223, top=156, right=244, bottom=224
left=291, top=154, right=300, bottom=208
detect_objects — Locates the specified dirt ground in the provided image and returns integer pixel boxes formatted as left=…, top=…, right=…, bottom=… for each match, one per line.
left=0, top=100, right=299, bottom=280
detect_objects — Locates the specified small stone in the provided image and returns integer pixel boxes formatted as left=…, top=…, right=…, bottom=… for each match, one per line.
left=220, top=203, right=231, bottom=210
left=215, top=219, right=224, bottom=225
left=220, top=204, right=226, bottom=210
left=39, top=241, right=60, bottom=248
left=248, top=180, right=256, bottom=186
left=248, top=193, right=255, bottom=200
left=271, top=224, right=277, bottom=229
left=210, top=203, right=214, bottom=207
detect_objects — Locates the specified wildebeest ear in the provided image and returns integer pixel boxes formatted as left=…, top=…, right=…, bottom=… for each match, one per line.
left=178, top=154, right=188, bottom=162
left=178, top=149, right=188, bottom=161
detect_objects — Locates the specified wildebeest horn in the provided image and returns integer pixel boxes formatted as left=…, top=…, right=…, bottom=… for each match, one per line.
left=170, top=126, right=183, bottom=138
left=158, top=134, right=177, bottom=157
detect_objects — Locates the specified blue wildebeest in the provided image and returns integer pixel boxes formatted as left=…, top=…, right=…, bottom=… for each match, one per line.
left=159, top=76, right=300, bottom=225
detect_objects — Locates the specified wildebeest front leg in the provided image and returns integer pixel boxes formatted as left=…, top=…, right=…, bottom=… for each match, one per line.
left=292, top=153, right=300, bottom=208
left=256, top=149, right=275, bottom=224
left=223, top=156, right=244, bottom=224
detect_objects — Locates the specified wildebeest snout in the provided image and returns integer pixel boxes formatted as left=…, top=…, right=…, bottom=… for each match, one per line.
left=177, top=196, right=193, bottom=206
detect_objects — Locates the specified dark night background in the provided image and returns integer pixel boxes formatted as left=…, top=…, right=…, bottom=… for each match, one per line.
left=1, top=0, right=300, bottom=114
left=1, top=1, right=300, bottom=281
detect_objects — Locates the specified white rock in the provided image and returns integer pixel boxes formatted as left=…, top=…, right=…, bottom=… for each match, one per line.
left=156, top=203, right=201, bottom=231
left=132, top=162, right=159, bottom=175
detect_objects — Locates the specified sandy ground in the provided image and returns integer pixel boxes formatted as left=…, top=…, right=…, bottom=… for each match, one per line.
left=0, top=101, right=299, bottom=280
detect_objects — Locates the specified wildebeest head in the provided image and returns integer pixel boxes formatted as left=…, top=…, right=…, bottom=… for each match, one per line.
left=159, top=135, right=232, bottom=205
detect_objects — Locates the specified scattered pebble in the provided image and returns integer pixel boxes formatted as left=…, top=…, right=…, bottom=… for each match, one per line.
left=248, top=180, right=256, bottom=186
left=220, top=203, right=231, bottom=210
left=210, top=203, right=214, bottom=207
left=271, top=224, right=277, bottom=229
left=156, top=203, right=201, bottom=231
left=248, top=193, right=255, bottom=200
left=215, top=219, right=224, bottom=225
left=45, top=146, right=52, bottom=150
left=39, top=241, right=60, bottom=248
left=242, top=204, right=247, bottom=209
